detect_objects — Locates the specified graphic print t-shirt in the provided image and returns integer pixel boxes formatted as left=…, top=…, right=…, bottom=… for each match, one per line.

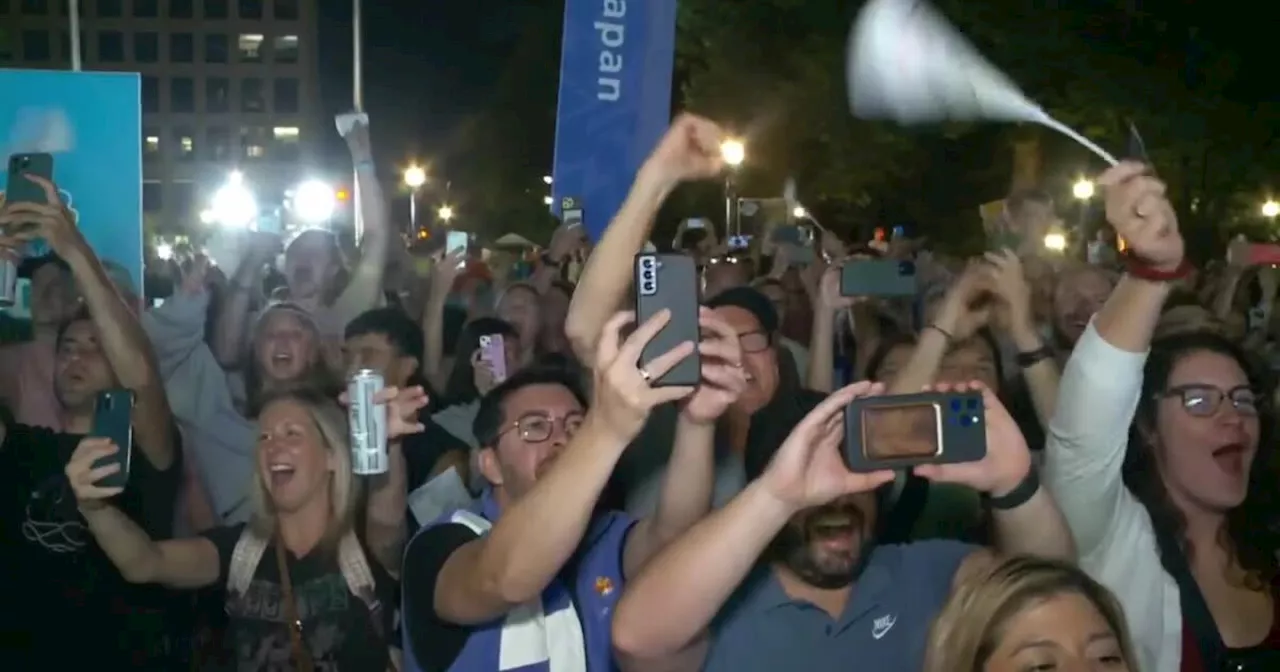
left=202, top=524, right=397, bottom=672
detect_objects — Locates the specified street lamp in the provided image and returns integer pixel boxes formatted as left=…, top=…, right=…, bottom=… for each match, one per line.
left=1263, top=200, right=1280, bottom=219
left=209, top=171, right=257, bottom=229
left=720, top=139, right=745, bottom=167
left=404, top=165, right=428, bottom=230
left=543, top=195, right=554, bottom=206
left=720, top=138, right=745, bottom=237
left=542, top=175, right=553, bottom=185
left=438, top=205, right=454, bottom=223
left=292, top=180, right=336, bottom=224
left=1072, top=179, right=1095, bottom=201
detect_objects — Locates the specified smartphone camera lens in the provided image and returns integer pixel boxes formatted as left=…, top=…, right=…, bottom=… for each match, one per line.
left=959, top=415, right=972, bottom=427
left=898, top=261, right=916, bottom=276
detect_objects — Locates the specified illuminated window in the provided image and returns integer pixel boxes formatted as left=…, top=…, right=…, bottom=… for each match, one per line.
left=240, top=126, right=270, bottom=160
left=272, top=35, right=297, bottom=63
left=236, top=33, right=263, bottom=63
left=174, top=127, right=196, bottom=161
left=143, top=133, right=161, bottom=158
left=272, top=126, right=300, bottom=161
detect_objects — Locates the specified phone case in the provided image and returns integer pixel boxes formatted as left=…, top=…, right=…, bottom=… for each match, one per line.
left=4, top=153, right=55, bottom=206
left=844, top=391, right=987, bottom=472
left=840, top=259, right=917, bottom=297
left=634, top=254, right=700, bottom=387
left=90, top=389, right=135, bottom=489
left=478, top=334, right=507, bottom=383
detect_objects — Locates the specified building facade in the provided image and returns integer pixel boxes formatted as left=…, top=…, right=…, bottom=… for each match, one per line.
left=0, top=0, right=323, bottom=231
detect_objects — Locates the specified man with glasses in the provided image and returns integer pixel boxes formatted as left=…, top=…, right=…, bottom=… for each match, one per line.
left=400, top=310, right=746, bottom=671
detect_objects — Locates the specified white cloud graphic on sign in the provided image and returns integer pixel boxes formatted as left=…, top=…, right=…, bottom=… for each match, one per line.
left=3, top=107, right=76, bottom=155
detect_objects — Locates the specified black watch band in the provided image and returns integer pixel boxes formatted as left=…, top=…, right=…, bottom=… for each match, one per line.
left=983, top=468, right=1040, bottom=511
left=1015, top=344, right=1054, bottom=368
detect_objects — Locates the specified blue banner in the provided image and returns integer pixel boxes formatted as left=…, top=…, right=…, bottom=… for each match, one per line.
left=0, top=69, right=143, bottom=295
left=551, top=0, right=678, bottom=240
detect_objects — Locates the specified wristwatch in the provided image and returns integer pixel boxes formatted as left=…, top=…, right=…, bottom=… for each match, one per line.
left=983, top=468, right=1041, bottom=511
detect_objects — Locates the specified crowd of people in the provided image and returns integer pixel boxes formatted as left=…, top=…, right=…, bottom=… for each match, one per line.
left=0, top=112, right=1275, bottom=671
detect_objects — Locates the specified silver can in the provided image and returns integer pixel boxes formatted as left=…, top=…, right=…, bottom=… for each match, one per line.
left=348, top=369, right=388, bottom=475
left=0, top=256, right=17, bottom=308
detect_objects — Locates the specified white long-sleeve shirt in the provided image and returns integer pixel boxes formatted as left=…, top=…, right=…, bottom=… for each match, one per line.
left=1044, top=321, right=1182, bottom=672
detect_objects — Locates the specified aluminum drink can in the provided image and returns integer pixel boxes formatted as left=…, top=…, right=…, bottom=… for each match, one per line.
left=0, top=256, right=17, bottom=308
left=348, top=369, right=388, bottom=475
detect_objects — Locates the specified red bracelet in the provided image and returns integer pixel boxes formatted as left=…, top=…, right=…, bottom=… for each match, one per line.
left=1124, top=254, right=1193, bottom=282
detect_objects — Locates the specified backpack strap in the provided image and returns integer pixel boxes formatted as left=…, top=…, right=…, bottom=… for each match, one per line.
left=227, top=528, right=269, bottom=599
left=1153, top=522, right=1226, bottom=669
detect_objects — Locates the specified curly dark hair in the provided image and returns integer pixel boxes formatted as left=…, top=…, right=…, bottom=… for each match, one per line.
left=1122, top=331, right=1280, bottom=587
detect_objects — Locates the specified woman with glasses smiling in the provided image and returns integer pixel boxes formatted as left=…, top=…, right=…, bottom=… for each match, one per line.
left=1044, top=161, right=1280, bottom=671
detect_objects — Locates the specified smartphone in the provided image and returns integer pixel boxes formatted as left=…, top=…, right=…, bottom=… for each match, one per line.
left=988, top=230, right=1022, bottom=252
left=89, top=389, right=135, bottom=489
left=256, top=211, right=283, bottom=236
left=477, top=334, right=508, bottom=383
left=4, top=153, right=55, bottom=208
left=634, top=253, right=700, bottom=387
left=771, top=225, right=806, bottom=246
left=685, top=218, right=706, bottom=230
left=563, top=205, right=583, bottom=230
left=844, top=390, right=987, bottom=471
left=446, top=231, right=469, bottom=258
left=840, top=259, right=917, bottom=298
left=728, top=234, right=753, bottom=251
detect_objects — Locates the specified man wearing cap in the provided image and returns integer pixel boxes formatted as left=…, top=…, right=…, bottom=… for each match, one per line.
left=0, top=252, right=80, bottom=429
left=0, top=173, right=182, bottom=666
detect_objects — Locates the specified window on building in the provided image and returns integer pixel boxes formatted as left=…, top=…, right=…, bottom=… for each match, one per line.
left=208, top=127, right=232, bottom=161
left=272, top=126, right=300, bottom=162
left=170, top=33, right=193, bottom=62
left=171, top=77, right=195, bottom=113
left=204, top=0, right=227, bottom=19
left=272, top=35, right=298, bottom=63
left=96, top=0, right=122, bottom=17
left=174, top=128, right=196, bottom=161
left=59, top=30, right=86, bottom=62
left=240, top=126, right=270, bottom=160
left=237, top=0, right=261, bottom=19
left=236, top=34, right=263, bottom=63
left=134, top=32, right=159, bottom=63
left=206, top=77, right=230, bottom=112
left=133, top=0, right=158, bottom=17
left=273, top=78, right=299, bottom=113
left=204, top=34, right=228, bottom=63
left=20, top=0, right=47, bottom=16
left=170, top=181, right=195, bottom=218
left=143, top=132, right=161, bottom=161
left=168, top=0, right=193, bottom=18
left=21, top=30, right=50, bottom=61
left=142, top=76, right=160, bottom=112
left=98, top=30, right=124, bottom=62
left=241, top=78, right=266, bottom=112
left=143, top=181, right=163, bottom=213
left=273, top=0, right=297, bottom=19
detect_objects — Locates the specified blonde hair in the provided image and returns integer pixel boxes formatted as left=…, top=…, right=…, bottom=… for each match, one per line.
left=248, top=390, right=363, bottom=547
left=922, top=555, right=1138, bottom=672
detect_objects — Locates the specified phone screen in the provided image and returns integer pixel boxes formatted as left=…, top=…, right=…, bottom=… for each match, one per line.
left=446, top=231, right=469, bottom=257
left=862, top=403, right=941, bottom=460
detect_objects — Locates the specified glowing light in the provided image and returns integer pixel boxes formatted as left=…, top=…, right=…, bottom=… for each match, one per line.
left=292, top=180, right=336, bottom=223
left=543, top=195, right=554, bottom=205
left=1043, top=232, right=1067, bottom=252
left=438, top=205, right=454, bottom=222
left=792, top=205, right=808, bottom=219
left=1072, top=179, right=1095, bottom=200
left=720, top=139, right=745, bottom=167
left=209, top=171, right=257, bottom=228
left=404, top=165, right=427, bottom=189
left=156, top=243, right=173, bottom=261
left=542, top=175, right=553, bottom=185
left=1263, top=200, right=1280, bottom=218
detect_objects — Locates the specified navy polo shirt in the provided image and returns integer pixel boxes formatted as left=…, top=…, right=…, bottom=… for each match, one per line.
left=704, top=539, right=976, bottom=672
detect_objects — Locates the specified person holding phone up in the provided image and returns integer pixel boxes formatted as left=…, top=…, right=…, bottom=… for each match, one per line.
left=0, top=174, right=182, bottom=668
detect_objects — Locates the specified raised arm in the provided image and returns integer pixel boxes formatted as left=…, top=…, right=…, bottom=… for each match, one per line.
left=328, top=122, right=392, bottom=324
left=0, top=175, right=173, bottom=470
left=888, top=265, right=993, bottom=394
left=983, top=250, right=1060, bottom=427
left=67, top=438, right=220, bottom=589
left=565, top=114, right=728, bottom=368
left=421, top=252, right=464, bottom=392
left=212, top=232, right=281, bottom=367
left=429, top=311, right=696, bottom=625
left=1042, top=162, right=1182, bottom=557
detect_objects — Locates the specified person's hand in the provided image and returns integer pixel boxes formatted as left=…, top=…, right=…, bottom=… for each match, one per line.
left=470, top=349, right=502, bottom=395
left=65, top=437, right=124, bottom=508
left=817, top=261, right=865, bottom=311
left=591, top=310, right=698, bottom=441
left=642, top=114, right=726, bottom=185
left=244, top=230, right=283, bottom=263
left=981, top=250, right=1034, bottom=335
left=818, top=229, right=847, bottom=262
left=430, top=250, right=465, bottom=296
left=680, top=309, right=748, bottom=424
left=547, top=222, right=588, bottom=263
left=912, top=381, right=1031, bottom=497
left=178, top=254, right=212, bottom=296
left=932, top=263, right=996, bottom=341
left=1098, top=161, right=1184, bottom=273
left=0, top=174, right=80, bottom=253
left=338, top=385, right=429, bottom=442
left=343, top=119, right=373, bottom=162
left=758, top=381, right=896, bottom=511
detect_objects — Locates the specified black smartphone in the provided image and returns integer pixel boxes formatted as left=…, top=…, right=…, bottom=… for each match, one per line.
left=844, top=390, right=987, bottom=471
left=634, top=253, right=700, bottom=386
left=90, top=389, right=135, bottom=489
left=4, top=153, right=54, bottom=205
left=840, top=258, right=917, bottom=297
